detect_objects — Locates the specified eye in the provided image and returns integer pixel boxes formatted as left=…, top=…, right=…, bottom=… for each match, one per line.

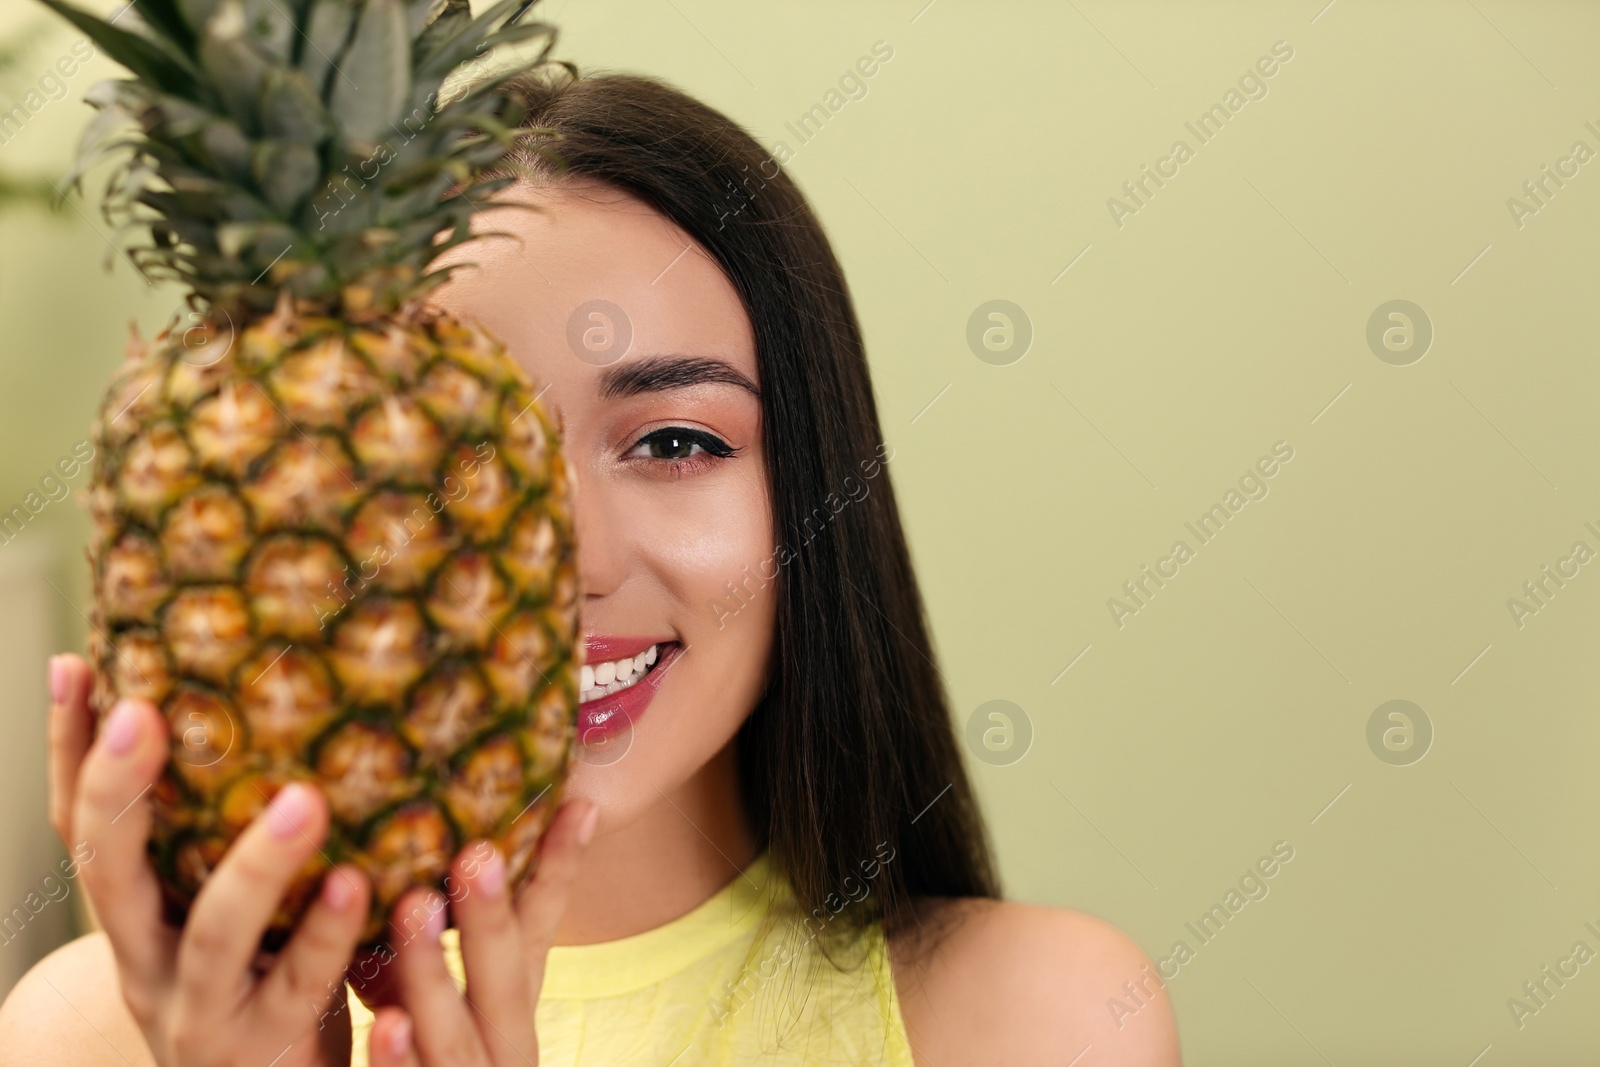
left=625, top=427, right=739, bottom=463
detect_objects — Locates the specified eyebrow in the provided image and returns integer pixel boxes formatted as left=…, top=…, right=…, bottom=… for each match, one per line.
left=597, top=356, right=760, bottom=400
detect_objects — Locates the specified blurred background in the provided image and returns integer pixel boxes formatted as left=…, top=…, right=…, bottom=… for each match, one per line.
left=3, top=0, right=1599, bottom=1063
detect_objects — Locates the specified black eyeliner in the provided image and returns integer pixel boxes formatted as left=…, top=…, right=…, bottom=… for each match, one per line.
left=638, top=427, right=739, bottom=459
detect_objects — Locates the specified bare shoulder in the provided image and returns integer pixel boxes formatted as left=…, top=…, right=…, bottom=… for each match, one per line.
left=889, top=897, right=1180, bottom=1067
left=0, top=932, right=154, bottom=1067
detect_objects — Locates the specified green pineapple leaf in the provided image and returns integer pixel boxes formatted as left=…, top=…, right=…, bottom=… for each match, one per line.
left=299, top=0, right=359, bottom=99
left=413, top=0, right=468, bottom=65
left=416, top=0, right=545, bottom=80
left=197, top=2, right=272, bottom=130
left=36, top=0, right=201, bottom=98
left=41, top=0, right=565, bottom=317
left=330, top=0, right=411, bottom=149
left=197, top=117, right=254, bottom=181
left=260, top=67, right=333, bottom=145
left=252, top=139, right=320, bottom=213
left=403, top=0, right=442, bottom=38
left=126, top=0, right=197, bottom=52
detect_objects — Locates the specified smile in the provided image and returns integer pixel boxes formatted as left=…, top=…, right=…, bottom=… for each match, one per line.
left=576, top=638, right=681, bottom=745
left=581, top=642, right=661, bottom=702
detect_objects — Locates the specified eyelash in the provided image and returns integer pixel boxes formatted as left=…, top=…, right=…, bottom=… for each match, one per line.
left=624, top=426, right=740, bottom=475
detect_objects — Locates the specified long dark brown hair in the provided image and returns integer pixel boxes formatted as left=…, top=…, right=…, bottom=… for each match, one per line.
left=491, top=66, right=999, bottom=948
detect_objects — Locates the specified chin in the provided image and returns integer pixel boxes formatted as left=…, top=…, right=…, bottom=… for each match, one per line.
left=559, top=693, right=749, bottom=832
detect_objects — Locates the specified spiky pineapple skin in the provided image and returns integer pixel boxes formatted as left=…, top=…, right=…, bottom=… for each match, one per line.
left=84, top=299, right=578, bottom=946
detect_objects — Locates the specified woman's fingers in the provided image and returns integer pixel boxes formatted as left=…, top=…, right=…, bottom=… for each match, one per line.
left=516, top=799, right=599, bottom=960
left=366, top=1007, right=421, bottom=1067
left=175, top=782, right=330, bottom=1017
left=389, top=889, right=483, bottom=1064
left=254, top=864, right=372, bottom=1034
left=452, top=843, right=535, bottom=1065
left=47, top=653, right=95, bottom=846
left=71, top=697, right=176, bottom=994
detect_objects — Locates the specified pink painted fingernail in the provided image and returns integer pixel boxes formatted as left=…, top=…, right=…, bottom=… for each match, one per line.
left=266, top=783, right=316, bottom=840
left=423, top=895, right=447, bottom=941
left=322, top=869, right=359, bottom=911
left=48, top=656, right=68, bottom=705
left=103, top=700, right=141, bottom=756
left=387, top=1013, right=413, bottom=1058
left=476, top=846, right=505, bottom=899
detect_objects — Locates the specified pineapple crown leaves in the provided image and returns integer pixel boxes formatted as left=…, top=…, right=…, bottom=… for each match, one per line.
left=40, top=0, right=570, bottom=319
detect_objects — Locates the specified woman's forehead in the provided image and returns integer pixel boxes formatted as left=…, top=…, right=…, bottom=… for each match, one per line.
left=436, top=181, right=759, bottom=391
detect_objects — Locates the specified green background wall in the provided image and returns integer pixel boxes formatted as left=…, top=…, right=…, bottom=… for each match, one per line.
left=1, top=1, right=1597, bottom=1063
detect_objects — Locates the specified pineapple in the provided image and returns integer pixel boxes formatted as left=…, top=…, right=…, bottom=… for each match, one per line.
left=40, top=0, right=579, bottom=945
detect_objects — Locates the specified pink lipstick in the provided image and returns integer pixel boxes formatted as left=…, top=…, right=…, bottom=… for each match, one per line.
left=576, top=637, right=680, bottom=745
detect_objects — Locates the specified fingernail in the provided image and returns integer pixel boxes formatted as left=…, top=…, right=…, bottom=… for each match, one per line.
left=322, top=869, right=359, bottom=912
left=103, top=700, right=141, bottom=756
left=48, top=656, right=67, bottom=705
left=387, top=1013, right=412, bottom=1058
left=266, top=783, right=316, bottom=840
left=475, top=845, right=505, bottom=900
left=423, top=895, right=447, bottom=941
left=577, top=803, right=599, bottom=847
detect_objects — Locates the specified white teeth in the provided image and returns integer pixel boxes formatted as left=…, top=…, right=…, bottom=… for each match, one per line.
left=580, top=644, right=664, bottom=703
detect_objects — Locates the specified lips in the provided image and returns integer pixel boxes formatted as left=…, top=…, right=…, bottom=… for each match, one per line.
left=583, top=635, right=662, bottom=663
left=575, top=638, right=680, bottom=746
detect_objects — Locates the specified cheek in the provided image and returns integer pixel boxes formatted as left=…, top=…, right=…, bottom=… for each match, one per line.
left=650, top=464, right=775, bottom=633
left=636, top=461, right=776, bottom=735
left=566, top=463, right=775, bottom=817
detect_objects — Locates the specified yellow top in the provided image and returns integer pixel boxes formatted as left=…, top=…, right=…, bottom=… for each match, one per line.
left=346, top=851, right=916, bottom=1066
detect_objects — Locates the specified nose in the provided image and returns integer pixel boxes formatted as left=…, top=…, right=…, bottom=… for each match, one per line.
left=572, top=465, right=626, bottom=606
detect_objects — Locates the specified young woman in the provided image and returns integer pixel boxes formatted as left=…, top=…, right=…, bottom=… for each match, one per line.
left=0, top=70, right=1179, bottom=1066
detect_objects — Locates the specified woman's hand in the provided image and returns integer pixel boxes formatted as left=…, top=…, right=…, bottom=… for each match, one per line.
left=362, top=799, right=599, bottom=1067
left=47, top=652, right=372, bottom=1066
